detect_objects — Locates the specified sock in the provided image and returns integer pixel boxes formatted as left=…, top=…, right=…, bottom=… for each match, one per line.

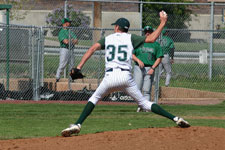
left=151, top=104, right=175, bottom=121
left=75, top=101, right=95, bottom=125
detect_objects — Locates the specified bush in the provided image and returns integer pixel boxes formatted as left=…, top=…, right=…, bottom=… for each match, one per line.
left=46, top=5, right=91, bottom=36
left=142, top=0, right=192, bottom=42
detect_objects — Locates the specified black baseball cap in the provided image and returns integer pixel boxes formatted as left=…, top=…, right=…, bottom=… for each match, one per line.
left=111, top=18, right=130, bottom=30
left=61, top=18, right=71, bottom=24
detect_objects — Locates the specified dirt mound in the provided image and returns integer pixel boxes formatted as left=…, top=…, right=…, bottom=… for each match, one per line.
left=1, top=126, right=225, bottom=150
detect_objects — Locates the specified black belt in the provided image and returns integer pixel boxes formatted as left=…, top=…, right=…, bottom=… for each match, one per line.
left=135, top=63, right=152, bottom=67
left=106, top=68, right=130, bottom=72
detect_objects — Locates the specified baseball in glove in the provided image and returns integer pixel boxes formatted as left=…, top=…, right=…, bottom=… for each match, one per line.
left=70, top=68, right=85, bottom=80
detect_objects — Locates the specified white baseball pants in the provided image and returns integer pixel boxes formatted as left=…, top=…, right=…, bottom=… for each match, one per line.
left=88, top=68, right=155, bottom=111
left=159, top=54, right=172, bottom=86
left=133, top=65, right=154, bottom=101
left=56, top=48, right=74, bottom=79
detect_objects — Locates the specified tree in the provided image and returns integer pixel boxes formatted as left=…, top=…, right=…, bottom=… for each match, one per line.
left=46, top=5, right=91, bottom=37
left=142, top=0, right=193, bottom=41
left=2, top=0, right=31, bottom=20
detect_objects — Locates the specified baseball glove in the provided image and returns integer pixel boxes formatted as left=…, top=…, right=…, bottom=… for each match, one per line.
left=70, top=68, right=85, bottom=80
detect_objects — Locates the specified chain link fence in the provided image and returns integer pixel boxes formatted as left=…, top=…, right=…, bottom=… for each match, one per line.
left=164, top=33, right=224, bottom=91
left=0, top=1, right=225, bottom=102
left=0, top=24, right=43, bottom=100
left=42, top=26, right=141, bottom=102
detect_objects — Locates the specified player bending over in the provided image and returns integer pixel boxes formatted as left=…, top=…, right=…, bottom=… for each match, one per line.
left=61, top=11, right=190, bottom=137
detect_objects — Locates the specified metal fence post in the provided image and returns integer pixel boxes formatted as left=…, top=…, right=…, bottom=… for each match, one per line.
left=6, top=9, right=10, bottom=90
left=33, top=27, right=41, bottom=101
left=154, top=67, right=160, bottom=104
left=140, top=2, right=143, bottom=36
left=39, top=27, right=44, bottom=87
left=31, top=27, right=35, bottom=100
left=64, top=0, right=68, bottom=18
left=40, top=27, right=44, bottom=87
left=68, top=28, right=72, bottom=90
left=209, top=1, right=214, bottom=81
left=64, top=0, right=68, bottom=85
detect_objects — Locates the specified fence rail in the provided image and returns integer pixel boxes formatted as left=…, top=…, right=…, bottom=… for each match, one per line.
left=44, top=47, right=225, bottom=57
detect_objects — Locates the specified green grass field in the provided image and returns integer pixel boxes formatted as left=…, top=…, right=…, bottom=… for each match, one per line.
left=0, top=101, right=224, bottom=140
left=45, top=36, right=225, bottom=51
left=175, top=42, right=225, bottom=52
left=162, top=79, right=225, bottom=92
left=45, top=37, right=93, bottom=47
left=45, top=36, right=225, bottom=52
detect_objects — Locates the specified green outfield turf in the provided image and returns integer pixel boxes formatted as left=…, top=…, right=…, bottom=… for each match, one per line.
left=45, top=36, right=225, bottom=52
left=175, top=42, right=225, bottom=52
left=0, top=101, right=224, bottom=140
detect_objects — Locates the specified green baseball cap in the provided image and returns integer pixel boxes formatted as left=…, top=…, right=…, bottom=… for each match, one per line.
left=111, top=18, right=130, bottom=30
left=144, top=25, right=154, bottom=33
left=61, top=18, right=71, bottom=24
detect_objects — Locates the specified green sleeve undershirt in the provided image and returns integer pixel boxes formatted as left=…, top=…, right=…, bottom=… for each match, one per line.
left=131, top=34, right=146, bottom=49
left=97, top=38, right=105, bottom=49
left=97, top=34, right=145, bottom=50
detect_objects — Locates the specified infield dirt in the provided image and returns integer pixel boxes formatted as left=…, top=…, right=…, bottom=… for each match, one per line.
left=0, top=126, right=225, bottom=150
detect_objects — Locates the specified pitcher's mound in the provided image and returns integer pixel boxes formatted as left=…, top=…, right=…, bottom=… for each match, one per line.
left=1, top=126, right=225, bottom=150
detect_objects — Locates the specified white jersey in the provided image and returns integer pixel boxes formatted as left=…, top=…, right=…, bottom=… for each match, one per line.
left=88, top=32, right=154, bottom=111
left=105, top=33, right=134, bottom=71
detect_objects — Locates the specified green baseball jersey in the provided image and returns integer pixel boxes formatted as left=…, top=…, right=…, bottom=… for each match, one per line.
left=160, top=35, right=174, bottom=55
left=58, top=28, right=77, bottom=49
left=133, top=42, right=163, bottom=66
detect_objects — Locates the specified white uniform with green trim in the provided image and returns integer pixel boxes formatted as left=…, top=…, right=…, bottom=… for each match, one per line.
left=88, top=33, right=155, bottom=111
left=105, top=33, right=133, bottom=71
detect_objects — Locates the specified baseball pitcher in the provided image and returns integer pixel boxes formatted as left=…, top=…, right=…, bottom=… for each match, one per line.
left=61, top=11, right=190, bottom=137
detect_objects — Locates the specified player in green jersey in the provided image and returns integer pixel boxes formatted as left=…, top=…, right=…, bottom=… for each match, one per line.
left=159, top=27, right=175, bottom=87
left=56, top=18, right=78, bottom=82
left=133, top=26, right=164, bottom=112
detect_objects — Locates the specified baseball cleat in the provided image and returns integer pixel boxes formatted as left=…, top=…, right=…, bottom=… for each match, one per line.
left=137, top=107, right=142, bottom=112
left=136, top=107, right=149, bottom=112
left=174, top=117, right=190, bottom=128
left=61, top=124, right=81, bottom=137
